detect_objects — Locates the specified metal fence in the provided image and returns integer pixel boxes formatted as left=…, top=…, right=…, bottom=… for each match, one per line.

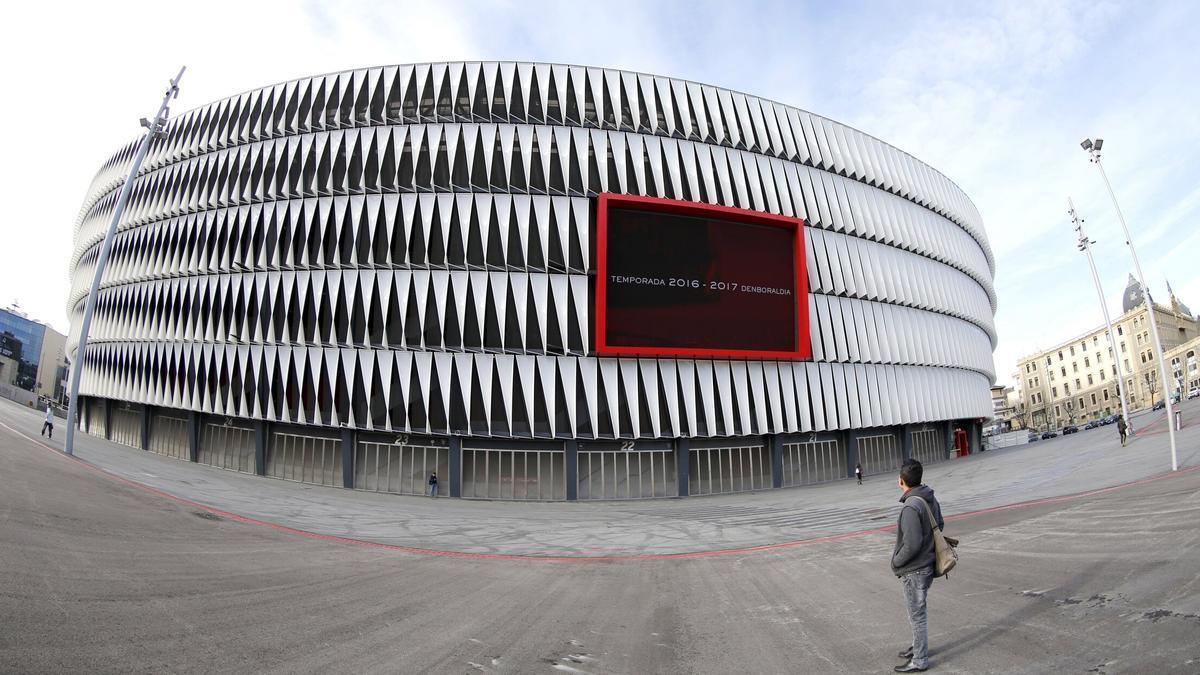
left=109, top=405, right=142, bottom=449
left=148, top=411, right=190, bottom=460
left=199, top=422, right=257, bottom=473
left=911, top=428, right=944, bottom=466
left=858, top=432, right=901, bottom=476
left=781, top=438, right=845, bottom=487
left=355, top=439, right=449, bottom=495
left=689, top=443, right=771, bottom=496
left=577, top=448, right=677, bottom=500
left=461, top=447, right=566, bottom=500
left=84, top=398, right=106, bottom=437
left=267, top=430, right=342, bottom=487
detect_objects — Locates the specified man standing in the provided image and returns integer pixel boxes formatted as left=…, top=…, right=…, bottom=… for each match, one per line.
left=856, top=462, right=863, bottom=485
left=41, top=405, right=54, bottom=439
left=891, top=459, right=944, bottom=673
left=1117, top=416, right=1128, bottom=446
left=428, top=472, right=439, bottom=497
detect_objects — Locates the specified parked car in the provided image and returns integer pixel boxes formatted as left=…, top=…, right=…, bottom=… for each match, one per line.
left=1083, top=420, right=1100, bottom=430
left=1041, top=431, right=1059, bottom=439
left=1152, top=400, right=1166, bottom=411
left=1102, top=415, right=1119, bottom=425
left=1028, top=432, right=1040, bottom=442
left=1063, top=425, right=1080, bottom=434
left=1188, top=387, right=1200, bottom=400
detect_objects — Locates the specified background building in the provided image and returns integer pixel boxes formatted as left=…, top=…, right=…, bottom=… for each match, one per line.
left=68, top=62, right=996, bottom=501
left=1017, top=276, right=1198, bottom=430
left=0, top=304, right=69, bottom=407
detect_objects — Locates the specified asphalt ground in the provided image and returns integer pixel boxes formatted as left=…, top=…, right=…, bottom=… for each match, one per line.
left=1, top=397, right=1199, bottom=673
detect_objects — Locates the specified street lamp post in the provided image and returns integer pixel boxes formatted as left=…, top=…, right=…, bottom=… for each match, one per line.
left=65, top=68, right=185, bottom=457
left=1068, top=198, right=1132, bottom=427
left=1081, top=138, right=1178, bottom=471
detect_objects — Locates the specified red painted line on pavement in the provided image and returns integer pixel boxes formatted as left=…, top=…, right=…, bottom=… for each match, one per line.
left=4, top=420, right=1199, bottom=563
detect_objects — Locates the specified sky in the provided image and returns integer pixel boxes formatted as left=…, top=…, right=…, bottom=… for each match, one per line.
left=1, top=0, right=1197, bottom=387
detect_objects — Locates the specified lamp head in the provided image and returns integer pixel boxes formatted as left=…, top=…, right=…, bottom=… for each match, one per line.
left=1093, top=138, right=1103, bottom=151
left=1081, top=139, right=1093, bottom=151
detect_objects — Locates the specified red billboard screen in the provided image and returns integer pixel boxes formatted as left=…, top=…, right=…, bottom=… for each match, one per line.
left=596, top=194, right=809, bottom=360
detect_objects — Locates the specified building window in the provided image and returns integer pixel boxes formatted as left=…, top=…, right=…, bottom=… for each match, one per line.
left=1058, top=351, right=1064, bottom=361
left=1103, top=390, right=1110, bottom=400
left=1070, top=346, right=1076, bottom=356
left=1100, top=370, right=1105, bottom=381
left=1061, top=367, right=1067, bottom=377
left=1084, top=357, right=1090, bottom=368
left=1075, top=378, right=1081, bottom=389
left=1064, top=384, right=1071, bottom=395
left=1088, top=374, right=1094, bottom=385
left=1046, top=356, right=1052, bottom=366
left=1073, top=363, right=1079, bottom=373
left=1053, top=386, right=1059, bottom=397
left=1118, top=326, right=1124, bottom=336
left=1091, top=393, right=1097, bottom=405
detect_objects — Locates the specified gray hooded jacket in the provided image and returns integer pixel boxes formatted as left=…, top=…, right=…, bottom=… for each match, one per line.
left=890, top=484, right=945, bottom=577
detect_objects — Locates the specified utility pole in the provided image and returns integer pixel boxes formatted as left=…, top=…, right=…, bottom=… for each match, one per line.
left=1069, top=198, right=1131, bottom=428
left=65, top=68, right=185, bottom=457
left=1081, top=138, right=1178, bottom=470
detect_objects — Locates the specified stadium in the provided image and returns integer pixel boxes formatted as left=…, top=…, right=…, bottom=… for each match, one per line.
left=67, top=61, right=996, bottom=501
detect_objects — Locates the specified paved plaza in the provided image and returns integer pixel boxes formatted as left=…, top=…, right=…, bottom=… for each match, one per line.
left=1, top=397, right=1199, bottom=672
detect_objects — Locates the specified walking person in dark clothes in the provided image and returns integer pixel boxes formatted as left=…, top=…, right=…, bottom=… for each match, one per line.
left=1117, top=416, right=1128, bottom=446
left=428, top=472, right=438, bottom=497
left=41, top=405, right=55, bottom=439
left=891, top=459, right=944, bottom=673
left=856, top=462, right=863, bottom=485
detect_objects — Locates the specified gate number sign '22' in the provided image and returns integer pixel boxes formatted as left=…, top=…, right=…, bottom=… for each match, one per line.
left=595, top=194, right=810, bottom=360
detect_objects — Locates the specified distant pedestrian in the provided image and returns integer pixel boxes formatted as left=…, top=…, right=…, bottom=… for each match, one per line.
left=856, top=462, right=863, bottom=485
left=40, top=405, right=54, bottom=439
left=890, top=459, right=945, bottom=673
left=428, top=472, right=438, bottom=497
left=1117, top=416, right=1128, bottom=446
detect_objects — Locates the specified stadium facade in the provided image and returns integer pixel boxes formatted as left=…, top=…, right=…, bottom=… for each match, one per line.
left=68, top=62, right=996, bottom=500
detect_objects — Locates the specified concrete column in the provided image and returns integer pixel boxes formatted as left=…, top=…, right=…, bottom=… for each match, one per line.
left=340, top=428, right=354, bottom=489
left=254, top=420, right=268, bottom=476
left=188, top=411, right=200, bottom=463
left=103, top=399, right=112, bottom=441
left=448, top=436, right=462, bottom=498
left=676, top=437, right=690, bottom=497
left=770, top=434, right=783, bottom=489
left=901, top=424, right=914, bottom=462
left=944, top=421, right=954, bottom=460
left=565, top=440, right=579, bottom=501
left=141, top=405, right=152, bottom=451
left=970, top=421, right=982, bottom=456
left=845, top=430, right=859, bottom=479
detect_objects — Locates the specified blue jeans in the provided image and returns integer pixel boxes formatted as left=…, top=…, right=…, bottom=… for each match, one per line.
left=429, top=484, right=438, bottom=497
left=901, top=567, right=933, bottom=668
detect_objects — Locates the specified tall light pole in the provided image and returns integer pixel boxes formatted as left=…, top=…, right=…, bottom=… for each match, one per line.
left=1069, top=197, right=1132, bottom=427
left=1081, top=137, right=1178, bottom=471
left=65, top=68, right=185, bottom=457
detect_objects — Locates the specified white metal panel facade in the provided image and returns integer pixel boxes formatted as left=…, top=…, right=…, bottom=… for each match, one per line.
left=68, top=62, right=996, bottom=443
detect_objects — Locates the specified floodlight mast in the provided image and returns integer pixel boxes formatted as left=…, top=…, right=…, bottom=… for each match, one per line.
left=1081, top=138, right=1177, bottom=471
left=65, top=67, right=186, bottom=457
left=1068, top=197, right=1132, bottom=428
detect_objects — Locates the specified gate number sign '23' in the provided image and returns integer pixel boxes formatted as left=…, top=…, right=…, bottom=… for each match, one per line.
left=595, top=193, right=810, bottom=360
